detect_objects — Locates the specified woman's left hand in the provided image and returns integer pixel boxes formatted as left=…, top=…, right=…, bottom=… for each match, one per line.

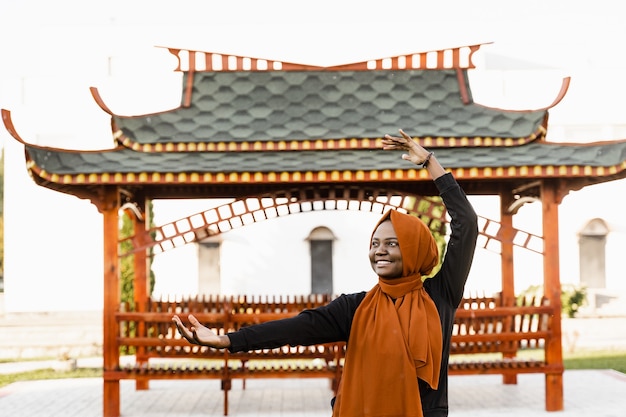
left=382, top=129, right=431, bottom=165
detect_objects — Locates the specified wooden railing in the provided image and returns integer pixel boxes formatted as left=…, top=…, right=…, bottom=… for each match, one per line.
left=108, top=294, right=561, bottom=415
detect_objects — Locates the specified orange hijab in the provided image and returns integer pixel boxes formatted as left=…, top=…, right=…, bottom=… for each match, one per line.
left=332, top=210, right=442, bottom=417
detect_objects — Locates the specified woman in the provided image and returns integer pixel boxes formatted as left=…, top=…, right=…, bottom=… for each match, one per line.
left=173, top=129, right=479, bottom=417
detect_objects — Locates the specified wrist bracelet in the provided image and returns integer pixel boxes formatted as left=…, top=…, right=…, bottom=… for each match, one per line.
left=418, top=151, right=434, bottom=169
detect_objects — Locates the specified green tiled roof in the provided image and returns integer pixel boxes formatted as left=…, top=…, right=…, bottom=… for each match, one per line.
left=114, top=69, right=547, bottom=144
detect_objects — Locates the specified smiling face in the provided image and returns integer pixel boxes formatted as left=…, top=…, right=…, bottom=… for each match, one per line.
left=369, top=220, right=403, bottom=279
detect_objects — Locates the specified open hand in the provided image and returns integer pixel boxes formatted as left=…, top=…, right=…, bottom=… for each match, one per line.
left=172, top=314, right=229, bottom=348
left=382, top=129, right=431, bottom=165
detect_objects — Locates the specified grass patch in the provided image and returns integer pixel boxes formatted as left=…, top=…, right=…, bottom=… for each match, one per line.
left=0, top=367, right=102, bottom=389
left=446, top=348, right=626, bottom=375
left=563, top=350, right=626, bottom=373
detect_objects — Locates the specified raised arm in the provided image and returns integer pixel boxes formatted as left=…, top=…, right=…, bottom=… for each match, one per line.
left=383, top=129, right=478, bottom=306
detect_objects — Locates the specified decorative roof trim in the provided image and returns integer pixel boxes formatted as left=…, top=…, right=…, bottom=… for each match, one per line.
left=26, top=161, right=626, bottom=187
left=90, top=87, right=114, bottom=116
left=540, top=77, right=571, bottom=110
left=114, top=128, right=546, bottom=152
left=2, top=109, right=25, bottom=145
left=160, top=43, right=488, bottom=73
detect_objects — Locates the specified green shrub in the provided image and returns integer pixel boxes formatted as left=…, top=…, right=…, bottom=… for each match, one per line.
left=561, top=284, right=587, bottom=318
left=517, top=284, right=587, bottom=318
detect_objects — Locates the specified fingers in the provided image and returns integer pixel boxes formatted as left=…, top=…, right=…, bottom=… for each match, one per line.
left=398, top=129, right=412, bottom=140
left=172, top=315, right=184, bottom=331
left=172, top=315, right=198, bottom=344
left=383, top=129, right=412, bottom=149
left=384, top=129, right=411, bottom=141
left=383, top=133, right=403, bottom=142
left=187, top=315, right=203, bottom=344
left=188, top=314, right=202, bottom=327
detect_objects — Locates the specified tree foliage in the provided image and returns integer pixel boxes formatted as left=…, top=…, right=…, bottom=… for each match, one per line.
left=413, top=196, right=447, bottom=279
left=119, top=204, right=155, bottom=308
left=118, top=205, right=156, bottom=355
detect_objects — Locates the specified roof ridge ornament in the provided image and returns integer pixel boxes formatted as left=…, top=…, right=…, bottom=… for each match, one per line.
left=158, top=43, right=490, bottom=73
left=160, top=43, right=488, bottom=106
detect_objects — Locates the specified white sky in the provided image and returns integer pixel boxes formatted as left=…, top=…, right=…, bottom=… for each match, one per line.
left=1, top=0, right=623, bottom=67
left=2, top=0, right=626, bottom=140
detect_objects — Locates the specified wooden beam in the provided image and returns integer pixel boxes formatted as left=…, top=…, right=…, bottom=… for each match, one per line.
left=100, top=186, right=122, bottom=417
left=132, top=198, right=150, bottom=391
left=499, top=192, right=517, bottom=384
left=541, top=180, right=564, bottom=411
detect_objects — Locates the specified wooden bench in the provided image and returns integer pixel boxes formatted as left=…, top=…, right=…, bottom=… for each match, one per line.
left=449, top=295, right=563, bottom=411
left=111, top=295, right=344, bottom=416
left=110, top=294, right=562, bottom=415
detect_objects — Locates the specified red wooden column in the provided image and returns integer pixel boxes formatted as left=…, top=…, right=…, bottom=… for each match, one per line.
left=132, top=198, right=150, bottom=390
left=541, top=180, right=564, bottom=411
left=499, top=192, right=517, bottom=384
left=100, top=186, right=122, bottom=417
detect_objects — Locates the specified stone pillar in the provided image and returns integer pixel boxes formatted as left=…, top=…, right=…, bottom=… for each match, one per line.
left=578, top=218, right=609, bottom=289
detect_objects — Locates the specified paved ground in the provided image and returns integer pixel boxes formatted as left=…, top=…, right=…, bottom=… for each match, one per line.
left=1, top=370, right=625, bottom=416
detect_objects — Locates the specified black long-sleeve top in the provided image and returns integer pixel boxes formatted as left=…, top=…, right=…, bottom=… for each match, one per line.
left=227, top=172, right=479, bottom=417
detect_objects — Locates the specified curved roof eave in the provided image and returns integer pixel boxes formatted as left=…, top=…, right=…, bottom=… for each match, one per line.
left=21, top=140, right=626, bottom=187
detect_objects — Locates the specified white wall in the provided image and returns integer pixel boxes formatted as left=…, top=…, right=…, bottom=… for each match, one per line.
left=150, top=200, right=385, bottom=298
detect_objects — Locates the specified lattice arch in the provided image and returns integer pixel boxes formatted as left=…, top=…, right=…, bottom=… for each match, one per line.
left=119, top=185, right=544, bottom=258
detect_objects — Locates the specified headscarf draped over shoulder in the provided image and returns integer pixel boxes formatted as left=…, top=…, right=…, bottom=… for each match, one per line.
left=332, top=209, right=442, bottom=417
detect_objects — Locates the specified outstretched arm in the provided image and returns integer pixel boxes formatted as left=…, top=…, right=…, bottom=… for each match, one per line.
left=172, top=314, right=231, bottom=348
left=382, top=129, right=446, bottom=179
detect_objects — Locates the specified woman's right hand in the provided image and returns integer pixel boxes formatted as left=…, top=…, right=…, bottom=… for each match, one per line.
left=172, top=314, right=231, bottom=348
